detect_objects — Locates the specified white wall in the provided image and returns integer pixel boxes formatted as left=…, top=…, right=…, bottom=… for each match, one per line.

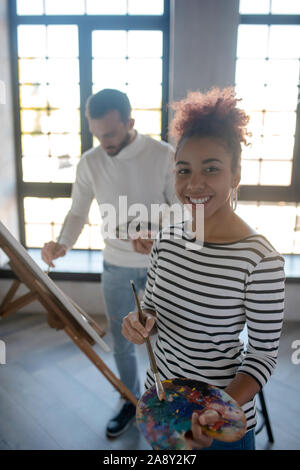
left=169, top=0, right=239, bottom=104
left=0, top=0, right=19, bottom=266
left=282, top=284, right=300, bottom=322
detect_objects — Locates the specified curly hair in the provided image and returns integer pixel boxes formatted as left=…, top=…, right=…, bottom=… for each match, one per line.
left=169, top=87, right=250, bottom=172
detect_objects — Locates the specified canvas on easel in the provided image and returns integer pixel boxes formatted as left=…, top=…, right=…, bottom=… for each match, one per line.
left=0, top=220, right=137, bottom=406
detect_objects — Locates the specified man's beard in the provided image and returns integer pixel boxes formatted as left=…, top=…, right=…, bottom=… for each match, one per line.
left=106, top=132, right=132, bottom=157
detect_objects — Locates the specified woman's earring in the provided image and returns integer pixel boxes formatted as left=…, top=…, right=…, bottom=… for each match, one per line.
left=230, top=187, right=238, bottom=212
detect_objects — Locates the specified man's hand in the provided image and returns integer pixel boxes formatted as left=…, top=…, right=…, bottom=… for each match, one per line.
left=131, top=238, right=154, bottom=254
left=130, top=230, right=154, bottom=254
left=122, top=310, right=156, bottom=344
left=185, top=409, right=221, bottom=450
left=41, top=241, right=67, bottom=268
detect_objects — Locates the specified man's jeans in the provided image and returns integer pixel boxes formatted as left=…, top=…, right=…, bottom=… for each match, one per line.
left=101, top=260, right=148, bottom=399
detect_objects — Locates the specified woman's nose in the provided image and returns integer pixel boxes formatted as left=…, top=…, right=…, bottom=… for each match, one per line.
left=187, top=172, right=206, bottom=190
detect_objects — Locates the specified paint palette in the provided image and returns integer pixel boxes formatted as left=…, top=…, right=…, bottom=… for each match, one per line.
left=136, top=378, right=247, bottom=450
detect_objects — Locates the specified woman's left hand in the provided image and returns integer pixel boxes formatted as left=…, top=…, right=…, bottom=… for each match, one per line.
left=185, top=409, right=221, bottom=450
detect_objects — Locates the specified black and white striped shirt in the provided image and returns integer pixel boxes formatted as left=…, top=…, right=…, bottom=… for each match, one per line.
left=141, top=223, right=285, bottom=431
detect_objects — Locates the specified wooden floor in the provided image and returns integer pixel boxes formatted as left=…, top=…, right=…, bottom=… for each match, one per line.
left=0, top=313, right=300, bottom=450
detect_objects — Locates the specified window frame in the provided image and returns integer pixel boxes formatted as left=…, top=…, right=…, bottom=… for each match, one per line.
left=237, top=12, right=300, bottom=203
left=8, top=0, right=170, bottom=246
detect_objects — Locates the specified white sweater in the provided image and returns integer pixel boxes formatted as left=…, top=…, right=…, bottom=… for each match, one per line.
left=58, top=133, right=175, bottom=267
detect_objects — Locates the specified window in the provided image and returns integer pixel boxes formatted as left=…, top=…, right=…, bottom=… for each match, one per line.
left=92, top=29, right=163, bottom=141
left=24, top=198, right=104, bottom=249
left=16, top=0, right=165, bottom=16
left=237, top=202, right=300, bottom=254
left=10, top=0, right=169, bottom=250
left=239, top=0, right=300, bottom=15
left=236, top=1, right=300, bottom=253
left=18, top=25, right=81, bottom=184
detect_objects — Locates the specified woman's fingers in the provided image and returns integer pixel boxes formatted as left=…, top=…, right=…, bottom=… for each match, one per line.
left=198, top=409, right=221, bottom=426
left=185, top=409, right=219, bottom=450
left=122, top=311, right=155, bottom=344
left=129, top=311, right=156, bottom=337
left=192, top=411, right=214, bottom=447
left=122, top=319, right=145, bottom=344
left=145, top=314, right=156, bottom=333
left=129, top=311, right=149, bottom=337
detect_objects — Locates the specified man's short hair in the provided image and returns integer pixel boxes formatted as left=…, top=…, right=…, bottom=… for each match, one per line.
left=87, top=89, right=131, bottom=122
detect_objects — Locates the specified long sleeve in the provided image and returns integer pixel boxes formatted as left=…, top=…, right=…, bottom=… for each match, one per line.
left=58, top=157, right=94, bottom=249
left=237, top=252, right=286, bottom=388
left=140, top=235, right=160, bottom=311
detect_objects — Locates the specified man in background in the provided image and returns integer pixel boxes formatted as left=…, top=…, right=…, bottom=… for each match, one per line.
left=42, top=89, right=174, bottom=438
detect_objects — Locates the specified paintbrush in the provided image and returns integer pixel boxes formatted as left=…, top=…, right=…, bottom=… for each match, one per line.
left=130, top=280, right=165, bottom=401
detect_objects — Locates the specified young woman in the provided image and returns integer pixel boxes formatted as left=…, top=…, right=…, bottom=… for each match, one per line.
left=122, top=88, right=285, bottom=450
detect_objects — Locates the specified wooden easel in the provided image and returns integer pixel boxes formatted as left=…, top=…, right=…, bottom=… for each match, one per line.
left=0, top=229, right=137, bottom=406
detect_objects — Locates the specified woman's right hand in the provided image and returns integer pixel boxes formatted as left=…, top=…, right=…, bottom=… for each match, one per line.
left=122, top=310, right=156, bottom=344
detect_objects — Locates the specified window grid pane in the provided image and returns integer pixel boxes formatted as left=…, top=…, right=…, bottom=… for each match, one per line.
left=271, top=0, right=300, bottom=14
left=235, top=22, right=299, bottom=186
left=17, top=0, right=44, bottom=16
left=92, top=30, right=163, bottom=137
left=236, top=202, right=300, bottom=254
left=239, top=0, right=271, bottom=14
left=128, top=0, right=164, bottom=15
left=86, top=0, right=127, bottom=15
left=18, top=25, right=81, bottom=184
left=44, top=0, right=85, bottom=15
left=17, top=0, right=164, bottom=15
left=24, top=198, right=104, bottom=250
left=240, top=0, right=300, bottom=14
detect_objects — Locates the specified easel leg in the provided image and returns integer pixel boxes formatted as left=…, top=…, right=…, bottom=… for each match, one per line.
left=0, top=279, right=20, bottom=314
left=64, top=325, right=138, bottom=407
left=0, top=280, right=39, bottom=319
left=0, top=243, right=137, bottom=408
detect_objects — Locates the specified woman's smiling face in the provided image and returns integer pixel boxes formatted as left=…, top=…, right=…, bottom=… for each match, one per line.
left=174, top=136, right=240, bottom=221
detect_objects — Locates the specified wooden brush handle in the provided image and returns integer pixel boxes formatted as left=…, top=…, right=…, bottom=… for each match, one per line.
left=144, top=337, right=159, bottom=374
left=130, top=281, right=145, bottom=325
left=130, top=280, right=165, bottom=401
left=130, top=280, right=158, bottom=374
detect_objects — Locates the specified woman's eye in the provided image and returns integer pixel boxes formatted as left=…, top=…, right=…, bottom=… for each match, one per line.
left=176, top=167, right=220, bottom=175
left=204, top=166, right=219, bottom=173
